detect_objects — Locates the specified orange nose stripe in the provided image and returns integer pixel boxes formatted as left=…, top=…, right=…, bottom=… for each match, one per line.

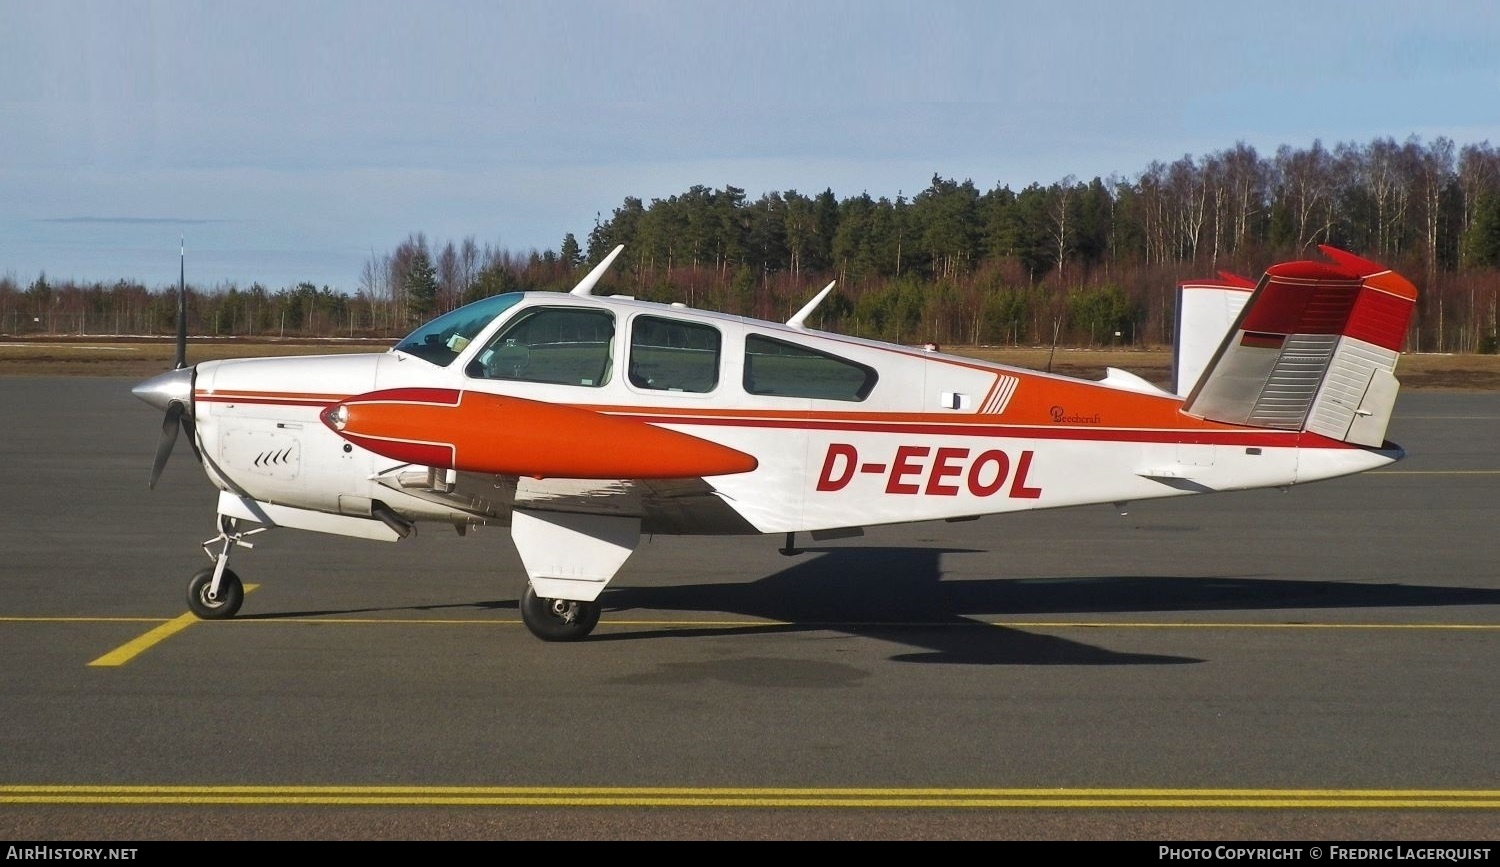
left=326, top=388, right=757, bottom=479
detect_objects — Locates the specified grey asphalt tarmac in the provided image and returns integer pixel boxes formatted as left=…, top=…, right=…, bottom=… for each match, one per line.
left=1, top=376, right=1498, bottom=841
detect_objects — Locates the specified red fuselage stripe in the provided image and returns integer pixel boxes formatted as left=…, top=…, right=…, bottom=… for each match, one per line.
left=196, top=390, right=1369, bottom=450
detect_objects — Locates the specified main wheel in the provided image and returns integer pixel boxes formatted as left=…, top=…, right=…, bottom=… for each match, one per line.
left=187, top=567, right=244, bottom=620
left=520, top=586, right=601, bottom=642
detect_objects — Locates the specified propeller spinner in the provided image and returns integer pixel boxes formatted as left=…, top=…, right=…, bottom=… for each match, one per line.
left=133, top=367, right=197, bottom=488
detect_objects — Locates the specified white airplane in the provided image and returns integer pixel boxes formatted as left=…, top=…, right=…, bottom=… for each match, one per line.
left=133, top=244, right=1417, bottom=641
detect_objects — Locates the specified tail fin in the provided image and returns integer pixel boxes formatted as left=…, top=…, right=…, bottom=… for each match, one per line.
left=1180, top=246, right=1417, bottom=447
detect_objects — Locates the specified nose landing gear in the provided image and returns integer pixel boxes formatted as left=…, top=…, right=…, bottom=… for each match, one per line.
left=185, top=515, right=265, bottom=620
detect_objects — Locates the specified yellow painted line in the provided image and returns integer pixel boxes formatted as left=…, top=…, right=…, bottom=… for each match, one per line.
left=87, top=613, right=202, bottom=667
left=5, top=606, right=1490, bottom=670
left=3, top=613, right=1492, bottom=637
left=68, top=617, right=1500, bottom=631
left=0, top=785, right=1498, bottom=808
left=598, top=620, right=1500, bottom=632
left=86, top=584, right=259, bottom=667
left=0, top=617, right=167, bottom=623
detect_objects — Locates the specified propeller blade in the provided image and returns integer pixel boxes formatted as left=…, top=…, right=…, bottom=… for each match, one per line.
left=174, top=238, right=188, bottom=369
left=141, top=244, right=195, bottom=489
left=181, top=413, right=202, bottom=463
left=149, top=403, right=184, bottom=489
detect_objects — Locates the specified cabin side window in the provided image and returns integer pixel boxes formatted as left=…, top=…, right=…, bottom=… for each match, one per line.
left=627, top=315, right=721, bottom=393
left=466, top=307, right=615, bottom=387
left=743, top=334, right=878, bottom=401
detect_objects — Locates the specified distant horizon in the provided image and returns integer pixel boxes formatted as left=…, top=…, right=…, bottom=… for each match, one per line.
left=3, top=130, right=1489, bottom=294
left=5, top=1, right=1497, bottom=292
left=3, top=130, right=1489, bottom=296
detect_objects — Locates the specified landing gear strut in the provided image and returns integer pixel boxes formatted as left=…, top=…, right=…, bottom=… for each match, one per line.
left=186, top=515, right=265, bottom=620
left=520, top=586, right=601, bottom=642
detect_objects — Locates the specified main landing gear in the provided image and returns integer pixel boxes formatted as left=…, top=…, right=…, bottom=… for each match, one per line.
left=185, top=515, right=264, bottom=620
left=520, top=586, right=601, bottom=641
left=182, top=512, right=606, bottom=641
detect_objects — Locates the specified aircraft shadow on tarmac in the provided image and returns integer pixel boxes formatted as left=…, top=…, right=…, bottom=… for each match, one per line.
left=589, top=545, right=1500, bottom=665
left=244, top=545, right=1500, bottom=667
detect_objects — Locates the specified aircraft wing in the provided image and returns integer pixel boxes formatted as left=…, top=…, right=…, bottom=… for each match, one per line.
left=374, top=472, right=758, bottom=536
left=322, top=387, right=758, bottom=479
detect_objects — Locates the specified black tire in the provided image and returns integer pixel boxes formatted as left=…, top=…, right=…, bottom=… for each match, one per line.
left=520, top=586, right=601, bottom=642
left=187, top=567, right=244, bottom=620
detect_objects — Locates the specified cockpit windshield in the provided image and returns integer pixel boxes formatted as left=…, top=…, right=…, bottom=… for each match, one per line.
left=391, top=293, right=524, bottom=367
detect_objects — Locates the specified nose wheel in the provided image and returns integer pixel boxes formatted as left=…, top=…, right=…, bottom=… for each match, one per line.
left=520, top=586, right=601, bottom=641
left=187, top=567, right=244, bottom=619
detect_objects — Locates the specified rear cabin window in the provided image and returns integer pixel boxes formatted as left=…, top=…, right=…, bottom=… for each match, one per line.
left=743, top=335, right=877, bottom=401
left=628, top=316, right=721, bottom=393
left=467, top=307, right=615, bottom=387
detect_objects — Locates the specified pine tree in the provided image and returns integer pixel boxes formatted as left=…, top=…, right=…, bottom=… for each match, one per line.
left=560, top=233, right=582, bottom=268
left=404, top=248, right=439, bottom=324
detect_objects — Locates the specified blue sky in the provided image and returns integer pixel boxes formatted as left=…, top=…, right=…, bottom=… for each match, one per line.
left=3, top=0, right=1497, bottom=292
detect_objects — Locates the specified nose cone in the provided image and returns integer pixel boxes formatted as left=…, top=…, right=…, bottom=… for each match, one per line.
left=132, top=367, right=194, bottom=414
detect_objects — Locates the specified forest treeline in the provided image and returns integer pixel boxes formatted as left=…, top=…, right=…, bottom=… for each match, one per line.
left=4, top=135, right=1499, bottom=353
